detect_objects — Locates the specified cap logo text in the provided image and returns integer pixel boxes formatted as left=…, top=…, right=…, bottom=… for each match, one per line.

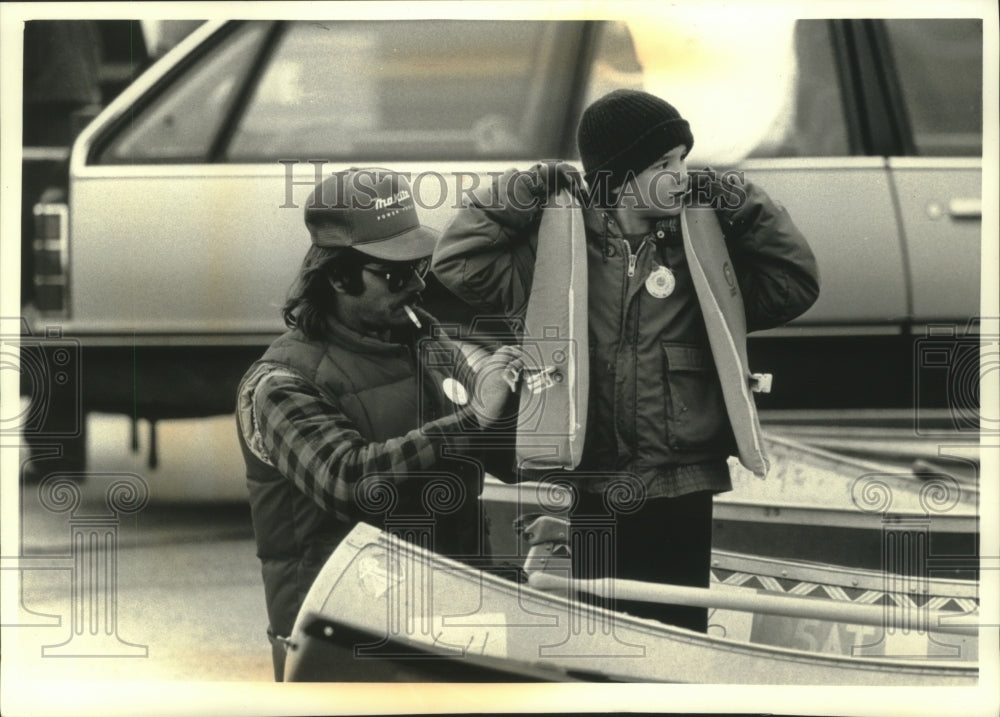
left=375, top=190, right=411, bottom=211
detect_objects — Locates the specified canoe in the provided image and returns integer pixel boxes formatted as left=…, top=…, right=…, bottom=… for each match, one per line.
left=717, top=434, right=979, bottom=575
left=483, top=433, right=979, bottom=577
left=706, top=548, right=977, bottom=662
left=283, top=522, right=978, bottom=684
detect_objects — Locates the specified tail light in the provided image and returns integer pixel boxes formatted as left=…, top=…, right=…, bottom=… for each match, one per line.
left=32, top=202, right=70, bottom=316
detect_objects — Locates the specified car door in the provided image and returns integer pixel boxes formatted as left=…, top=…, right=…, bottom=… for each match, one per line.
left=877, top=19, right=985, bottom=430
left=71, top=19, right=590, bottom=336
left=878, top=18, right=983, bottom=326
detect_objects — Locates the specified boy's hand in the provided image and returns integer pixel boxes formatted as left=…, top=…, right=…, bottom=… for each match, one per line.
left=529, top=160, right=584, bottom=200
left=688, top=167, right=748, bottom=221
left=485, top=163, right=582, bottom=232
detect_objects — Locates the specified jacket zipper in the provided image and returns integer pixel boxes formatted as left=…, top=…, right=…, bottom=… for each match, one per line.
left=617, top=235, right=650, bottom=457
left=617, top=234, right=652, bottom=343
left=629, top=238, right=649, bottom=457
left=617, top=236, right=644, bottom=339
left=624, top=237, right=649, bottom=278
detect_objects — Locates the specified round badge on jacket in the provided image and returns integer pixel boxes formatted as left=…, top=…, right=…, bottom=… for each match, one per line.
left=645, top=265, right=676, bottom=299
left=442, top=378, right=469, bottom=405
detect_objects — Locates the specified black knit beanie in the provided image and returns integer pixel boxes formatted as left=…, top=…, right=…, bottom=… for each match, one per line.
left=577, top=89, right=694, bottom=193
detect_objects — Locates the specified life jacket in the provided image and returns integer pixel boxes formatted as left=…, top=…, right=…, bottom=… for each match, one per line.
left=433, top=170, right=820, bottom=495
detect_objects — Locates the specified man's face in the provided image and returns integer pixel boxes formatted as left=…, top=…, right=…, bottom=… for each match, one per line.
left=616, top=145, right=689, bottom=218
left=337, top=257, right=429, bottom=334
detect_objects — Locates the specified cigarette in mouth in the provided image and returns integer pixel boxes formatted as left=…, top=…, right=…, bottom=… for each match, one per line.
left=404, top=304, right=422, bottom=328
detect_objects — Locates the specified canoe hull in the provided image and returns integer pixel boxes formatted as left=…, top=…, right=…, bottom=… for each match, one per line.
left=484, top=434, right=979, bottom=578
left=284, top=523, right=977, bottom=685
left=707, top=549, right=978, bottom=662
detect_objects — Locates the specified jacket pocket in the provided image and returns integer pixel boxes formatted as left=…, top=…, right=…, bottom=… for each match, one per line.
left=582, top=340, right=617, bottom=466
left=661, top=343, right=730, bottom=451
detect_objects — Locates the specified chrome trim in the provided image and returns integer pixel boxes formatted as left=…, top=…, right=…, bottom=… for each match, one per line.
left=31, top=239, right=65, bottom=251
left=66, top=333, right=281, bottom=348
left=71, top=159, right=537, bottom=180
left=886, top=157, right=983, bottom=170
left=22, top=146, right=72, bottom=162
left=948, top=198, right=983, bottom=218
left=909, top=322, right=983, bottom=336
left=758, top=407, right=964, bottom=425
left=752, top=324, right=906, bottom=337
left=738, top=157, right=889, bottom=171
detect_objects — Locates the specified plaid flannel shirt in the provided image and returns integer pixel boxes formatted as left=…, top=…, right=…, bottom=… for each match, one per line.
left=241, top=363, right=479, bottom=522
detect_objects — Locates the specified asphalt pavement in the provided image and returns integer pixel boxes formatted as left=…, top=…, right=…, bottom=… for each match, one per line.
left=6, top=413, right=274, bottom=688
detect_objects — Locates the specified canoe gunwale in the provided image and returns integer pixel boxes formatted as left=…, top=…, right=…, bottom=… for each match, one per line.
left=287, top=523, right=979, bottom=685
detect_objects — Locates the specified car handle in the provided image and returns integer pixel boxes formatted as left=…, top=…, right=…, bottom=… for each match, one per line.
left=947, top=198, right=981, bottom=219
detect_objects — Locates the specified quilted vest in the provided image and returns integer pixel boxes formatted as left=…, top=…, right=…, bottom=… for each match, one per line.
left=238, top=317, right=486, bottom=640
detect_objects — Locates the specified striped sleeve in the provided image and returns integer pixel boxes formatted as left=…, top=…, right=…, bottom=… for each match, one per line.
left=253, top=370, right=478, bottom=520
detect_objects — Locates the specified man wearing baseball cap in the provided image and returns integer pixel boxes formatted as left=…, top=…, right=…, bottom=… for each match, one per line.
left=236, top=167, right=521, bottom=680
left=434, top=90, right=819, bottom=632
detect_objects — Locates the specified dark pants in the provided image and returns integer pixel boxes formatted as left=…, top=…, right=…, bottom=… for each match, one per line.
left=569, top=489, right=713, bottom=632
left=267, top=628, right=286, bottom=681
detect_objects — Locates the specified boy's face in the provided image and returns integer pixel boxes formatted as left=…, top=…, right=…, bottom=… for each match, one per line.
left=616, top=145, right=689, bottom=218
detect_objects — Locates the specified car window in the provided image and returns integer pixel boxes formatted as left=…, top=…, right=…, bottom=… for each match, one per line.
left=580, top=19, right=849, bottom=165
left=225, top=20, right=572, bottom=161
left=884, top=19, right=982, bottom=157
left=98, top=22, right=270, bottom=163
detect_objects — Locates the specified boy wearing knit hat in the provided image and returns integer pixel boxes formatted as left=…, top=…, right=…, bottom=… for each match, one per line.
left=577, top=88, right=695, bottom=216
left=433, top=90, right=819, bottom=631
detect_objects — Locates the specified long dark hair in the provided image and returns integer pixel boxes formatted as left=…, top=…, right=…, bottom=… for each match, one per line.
left=281, top=245, right=366, bottom=340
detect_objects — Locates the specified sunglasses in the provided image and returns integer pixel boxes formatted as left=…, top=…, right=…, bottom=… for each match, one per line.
left=361, top=257, right=430, bottom=293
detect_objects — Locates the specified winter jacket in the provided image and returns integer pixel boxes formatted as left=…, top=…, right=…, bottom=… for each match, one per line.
left=432, top=167, right=819, bottom=498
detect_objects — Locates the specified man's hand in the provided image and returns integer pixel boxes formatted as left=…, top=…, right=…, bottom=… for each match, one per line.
left=471, top=345, right=526, bottom=426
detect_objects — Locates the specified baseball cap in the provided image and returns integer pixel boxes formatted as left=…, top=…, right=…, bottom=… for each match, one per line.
left=304, top=167, right=438, bottom=261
